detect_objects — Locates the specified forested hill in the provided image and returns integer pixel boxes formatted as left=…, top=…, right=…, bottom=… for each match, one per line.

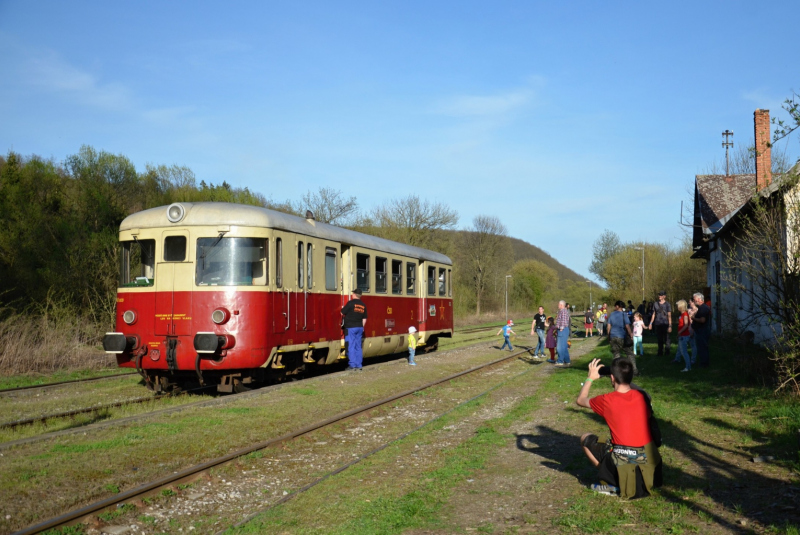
left=508, top=237, right=587, bottom=282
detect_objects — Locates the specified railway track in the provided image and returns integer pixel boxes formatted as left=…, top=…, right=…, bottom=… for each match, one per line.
left=14, top=345, right=536, bottom=535
left=0, top=371, right=138, bottom=395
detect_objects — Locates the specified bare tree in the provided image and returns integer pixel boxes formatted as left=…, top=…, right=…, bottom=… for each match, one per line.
left=300, top=187, right=359, bottom=225
left=701, top=140, right=792, bottom=176
left=368, top=195, right=458, bottom=249
left=458, top=215, right=513, bottom=315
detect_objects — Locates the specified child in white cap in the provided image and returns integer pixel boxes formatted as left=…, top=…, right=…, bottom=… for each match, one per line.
left=407, top=326, right=417, bottom=365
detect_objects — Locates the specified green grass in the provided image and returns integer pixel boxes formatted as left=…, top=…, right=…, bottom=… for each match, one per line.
left=235, top=376, right=543, bottom=534
left=0, top=368, right=131, bottom=390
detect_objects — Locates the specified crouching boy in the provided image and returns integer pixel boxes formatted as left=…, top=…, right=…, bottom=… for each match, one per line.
left=576, top=357, right=662, bottom=498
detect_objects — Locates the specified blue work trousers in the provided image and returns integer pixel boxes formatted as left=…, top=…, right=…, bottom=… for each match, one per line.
left=345, top=327, right=364, bottom=368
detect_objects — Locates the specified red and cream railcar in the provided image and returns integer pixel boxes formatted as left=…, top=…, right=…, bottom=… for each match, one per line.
left=103, top=202, right=453, bottom=392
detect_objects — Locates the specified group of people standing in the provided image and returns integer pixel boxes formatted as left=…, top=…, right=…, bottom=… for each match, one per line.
left=529, top=301, right=572, bottom=366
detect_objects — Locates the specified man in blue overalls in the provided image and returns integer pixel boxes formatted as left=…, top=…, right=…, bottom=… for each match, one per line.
left=341, top=289, right=368, bottom=370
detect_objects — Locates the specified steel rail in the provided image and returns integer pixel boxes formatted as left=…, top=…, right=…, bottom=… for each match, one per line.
left=13, top=345, right=535, bottom=535
left=0, top=372, right=139, bottom=395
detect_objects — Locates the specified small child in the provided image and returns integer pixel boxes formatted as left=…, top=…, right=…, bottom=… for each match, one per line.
left=545, top=316, right=557, bottom=363
left=497, top=320, right=515, bottom=351
left=584, top=307, right=594, bottom=337
left=632, top=312, right=644, bottom=356
left=407, top=326, right=417, bottom=365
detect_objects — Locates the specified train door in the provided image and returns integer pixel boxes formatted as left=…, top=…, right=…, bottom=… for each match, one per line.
left=272, top=232, right=292, bottom=334
left=417, top=261, right=427, bottom=332
left=304, top=241, right=316, bottom=332
left=294, top=238, right=315, bottom=332
left=154, top=230, right=193, bottom=336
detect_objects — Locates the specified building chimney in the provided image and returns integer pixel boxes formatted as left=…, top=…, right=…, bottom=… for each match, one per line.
left=754, top=109, right=772, bottom=190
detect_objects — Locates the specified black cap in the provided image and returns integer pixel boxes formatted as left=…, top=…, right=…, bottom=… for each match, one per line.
left=352, top=288, right=362, bottom=296
left=658, top=290, right=666, bottom=296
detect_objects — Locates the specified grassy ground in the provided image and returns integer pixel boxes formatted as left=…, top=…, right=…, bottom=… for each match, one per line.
left=233, top=332, right=800, bottom=534
left=0, top=368, right=129, bottom=390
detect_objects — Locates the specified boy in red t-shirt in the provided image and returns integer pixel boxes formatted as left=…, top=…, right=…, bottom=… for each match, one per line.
left=576, top=357, right=662, bottom=498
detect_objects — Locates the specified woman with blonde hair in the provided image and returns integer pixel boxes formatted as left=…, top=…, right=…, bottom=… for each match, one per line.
left=675, top=300, right=692, bottom=372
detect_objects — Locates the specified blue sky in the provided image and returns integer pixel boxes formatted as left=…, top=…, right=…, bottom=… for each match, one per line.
left=1, top=0, right=797, bottom=281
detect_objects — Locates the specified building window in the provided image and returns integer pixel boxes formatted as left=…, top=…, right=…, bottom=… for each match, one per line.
left=428, top=265, right=436, bottom=296
left=406, top=262, right=416, bottom=294
left=325, top=248, right=337, bottom=291
left=391, top=260, right=402, bottom=295
left=357, top=253, right=370, bottom=292
left=376, top=257, right=387, bottom=293
left=164, top=236, right=186, bottom=262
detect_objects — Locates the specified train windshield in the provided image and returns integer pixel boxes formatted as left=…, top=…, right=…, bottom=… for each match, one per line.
left=120, top=239, right=155, bottom=287
left=196, top=237, right=267, bottom=286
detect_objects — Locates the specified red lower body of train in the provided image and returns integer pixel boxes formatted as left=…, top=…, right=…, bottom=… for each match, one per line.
left=105, top=288, right=453, bottom=392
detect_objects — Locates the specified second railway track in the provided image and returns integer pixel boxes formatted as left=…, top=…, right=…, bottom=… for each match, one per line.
left=11, top=342, right=544, bottom=535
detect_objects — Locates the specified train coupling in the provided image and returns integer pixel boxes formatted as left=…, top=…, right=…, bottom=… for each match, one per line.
left=102, top=332, right=140, bottom=354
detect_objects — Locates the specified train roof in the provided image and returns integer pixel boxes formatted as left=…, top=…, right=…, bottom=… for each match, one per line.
left=120, top=202, right=452, bottom=265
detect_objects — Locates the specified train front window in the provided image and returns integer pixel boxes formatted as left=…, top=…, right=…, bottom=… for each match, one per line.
left=356, top=253, right=370, bottom=292
left=427, top=266, right=436, bottom=296
left=164, top=236, right=186, bottom=262
left=391, top=260, right=402, bottom=295
left=120, top=239, right=155, bottom=287
left=376, top=257, right=387, bottom=293
left=439, top=268, right=446, bottom=296
left=196, top=237, right=267, bottom=286
left=406, top=262, right=416, bottom=294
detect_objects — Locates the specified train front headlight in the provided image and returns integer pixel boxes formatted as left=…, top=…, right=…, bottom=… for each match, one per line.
left=212, top=308, right=231, bottom=325
left=123, top=310, right=137, bottom=325
left=166, top=203, right=185, bottom=223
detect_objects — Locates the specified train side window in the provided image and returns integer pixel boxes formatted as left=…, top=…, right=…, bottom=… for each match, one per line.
left=325, top=248, right=337, bottom=291
left=391, top=260, right=402, bottom=295
left=376, top=257, right=387, bottom=293
left=427, top=265, right=436, bottom=296
left=298, top=241, right=304, bottom=289
left=438, top=267, right=446, bottom=296
left=164, top=236, right=186, bottom=262
left=356, top=253, right=370, bottom=292
left=120, top=239, right=155, bottom=287
left=406, top=262, right=416, bottom=294
left=448, top=269, right=452, bottom=297
left=276, top=238, right=283, bottom=288
left=307, top=243, right=313, bottom=289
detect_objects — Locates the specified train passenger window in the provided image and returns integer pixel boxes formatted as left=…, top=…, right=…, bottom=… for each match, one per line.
left=376, top=257, right=387, bottom=293
left=195, top=237, right=266, bottom=286
left=391, top=260, right=402, bottom=295
left=406, top=262, right=416, bottom=294
left=356, top=253, right=370, bottom=292
left=427, top=266, right=436, bottom=296
left=298, top=242, right=304, bottom=289
left=325, top=248, right=337, bottom=291
left=276, top=238, right=283, bottom=288
left=120, top=239, right=155, bottom=287
left=164, top=236, right=186, bottom=262
left=448, top=269, right=452, bottom=296
left=439, top=268, right=446, bottom=296
left=307, top=243, right=313, bottom=289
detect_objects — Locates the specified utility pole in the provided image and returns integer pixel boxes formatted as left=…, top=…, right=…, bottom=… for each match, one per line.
left=585, top=280, right=592, bottom=310
left=505, top=275, right=512, bottom=323
left=634, top=246, right=645, bottom=302
left=722, top=130, right=734, bottom=176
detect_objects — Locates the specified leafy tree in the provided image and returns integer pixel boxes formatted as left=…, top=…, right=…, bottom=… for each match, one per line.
left=588, top=230, right=621, bottom=284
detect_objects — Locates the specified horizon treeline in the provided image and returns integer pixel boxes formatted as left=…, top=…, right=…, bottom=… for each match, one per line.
left=1, top=145, right=599, bottom=328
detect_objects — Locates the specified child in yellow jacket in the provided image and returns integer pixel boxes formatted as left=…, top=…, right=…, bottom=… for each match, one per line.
left=408, top=326, right=417, bottom=366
